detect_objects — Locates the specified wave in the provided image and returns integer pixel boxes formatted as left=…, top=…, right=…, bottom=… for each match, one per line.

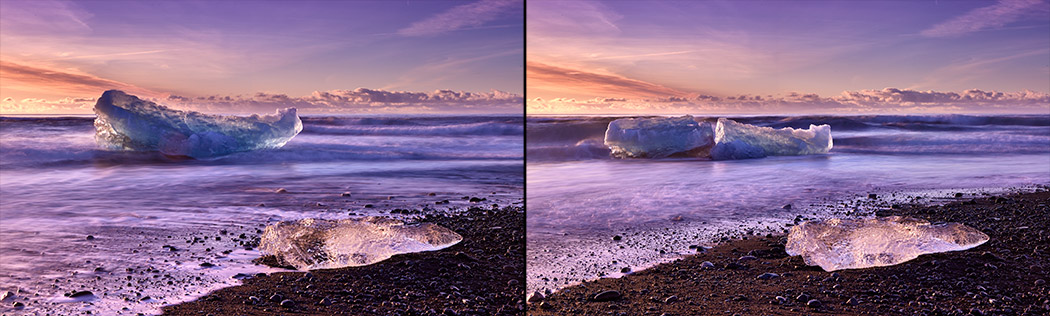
left=304, top=121, right=523, bottom=136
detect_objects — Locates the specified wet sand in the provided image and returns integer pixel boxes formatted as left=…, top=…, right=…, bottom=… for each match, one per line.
left=528, top=190, right=1050, bottom=316
left=163, top=204, right=525, bottom=316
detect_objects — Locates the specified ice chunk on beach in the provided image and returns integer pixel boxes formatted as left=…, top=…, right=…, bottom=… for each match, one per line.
left=785, top=216, right=988, bottom=271
left=710, top=118, right=832, bottom=160
left=93, top=90, right=302, bottom=158
left=604, top=116, right=714, bottom=158
left=259, top=217, right=462, bottom=270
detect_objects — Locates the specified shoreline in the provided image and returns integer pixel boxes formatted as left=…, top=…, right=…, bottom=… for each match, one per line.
left=528, top=190, right=1049, bottom=315
left=162, top=204, right=525, bottom=316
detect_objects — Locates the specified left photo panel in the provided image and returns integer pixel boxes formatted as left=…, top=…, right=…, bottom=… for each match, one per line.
left=0, top=1, right=525, bottom=315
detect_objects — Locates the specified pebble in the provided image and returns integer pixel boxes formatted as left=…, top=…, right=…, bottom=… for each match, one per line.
left=592, top=290, right=622, bottom=302
left=756, top=272, right=779, bottom=280
left=774, top=296, right=787, bottom=304
left=69, top=290, right=94, bottom=298
left=620, top=267, right=631, bottom=273
left=738, top=255, right=757, bottom=261
left=807, top=299, right=822, bottom=308
left=783, top=204, right=792, bottom=209
left=664, top=295, right=678, bottom=303
left=528, top=291, right=544, bottom=303
left=868, top=193, right=878, bottom=199
left=280, top=299, right=295, bottom=308
left=269, top=293, right=283, bottom=302
left=341, top=192, right=352, bottom=197
left=612, top=235, right=622, bottom=241
left=796, top=294, right=810, bottom=302
left=1035, top=279, right=1046, bottom=286
left=86, top=235, right=95, bottom=240
left=275, top=188, right=287, bottom=193
left=13, top=302, right=25, bottom=308
left=846, top=297, right=858, bottom=305
left=0, top=291, right=12, bottom=301
left=700, top=261, right=715, bottom=269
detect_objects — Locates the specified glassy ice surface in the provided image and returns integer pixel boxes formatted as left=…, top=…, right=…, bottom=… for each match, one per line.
left=711, top=118, right=832, bottom=160
left=602, top=116, right=831, bottom=159
left=94, top=90, right=303, bottom=158
left=604, top=116, right=714, bottom=158
left=260, top=217, right=462, bottom=270
left=785, top=216, right=989, bottom=271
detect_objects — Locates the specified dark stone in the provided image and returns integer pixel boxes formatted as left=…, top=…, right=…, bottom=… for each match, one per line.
left=200, top=262, right=215, bottom=268
left=591, top=290, right=622, bottom=302
left=621, top=267, right=631, bottom=273
left=280, top=299, right=295, bottom=308
left=664, top=295, right=678, bottom=303
left=807, top=299, right=822, bottom=308
left=269, top=293, right=283, bottom=302
left=612, top=235, right=622, bottom=241
left=756, top=272, right=779, bottom=280
left=528, top=291, right=544, bottom=303
left=868, top=193, right=878, bottom=199
left=86, top=235, right=95, bottom=240
left=796, top=294, right=810, bottom=302
left=69, top=290, right=94, bottom=298
left=783, top=204, right=792, bottom=209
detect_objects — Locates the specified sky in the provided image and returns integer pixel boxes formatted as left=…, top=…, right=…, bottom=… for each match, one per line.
left=0, top=0, right=524, bottom=114
left=527, top=0, right=1050, bottom=115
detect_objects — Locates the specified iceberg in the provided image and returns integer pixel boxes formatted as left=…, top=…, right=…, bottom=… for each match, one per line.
left=93, top=90, right=302, bottom=158
left=259, top=217, right=462, bottom=270
left=604, top=116, right=714, bottom=158
left=602, top=116, right=832, bottom=160
left=710, top=118, right=832, bottom=160
left=785, top=216, right=988, bottom=271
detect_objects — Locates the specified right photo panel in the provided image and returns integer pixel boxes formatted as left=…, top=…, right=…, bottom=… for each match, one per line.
left=526, top=1, right=1050, bottom=315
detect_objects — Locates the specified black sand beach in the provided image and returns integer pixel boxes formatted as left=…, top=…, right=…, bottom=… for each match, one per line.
left=163, top=204, right=525, bottom=316
left=528, top=190, right=1050, bottom=316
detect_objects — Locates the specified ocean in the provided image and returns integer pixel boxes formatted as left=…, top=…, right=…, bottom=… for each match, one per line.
left=526, top=114, right=1050, bottom=295
left=0, top=115, right=524, bottom=315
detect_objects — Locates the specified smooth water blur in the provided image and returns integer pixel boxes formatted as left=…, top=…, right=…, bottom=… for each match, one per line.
left=526, top=114, right=1050, bottom=294
left=0, top=115, right=523, bottom=315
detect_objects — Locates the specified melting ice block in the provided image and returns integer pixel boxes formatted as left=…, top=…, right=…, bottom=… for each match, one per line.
left=710, top=118, right=832, bottom=160
left=259, top=217, right=462, bottom=270
left=604, top=116, right=714, bottom=158
left=785, top=216, right=988, bottom=271
left=93, top=90, right=302, bottom=158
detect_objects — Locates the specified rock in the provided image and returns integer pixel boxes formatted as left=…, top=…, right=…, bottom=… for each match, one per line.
left=276, top=188, right=288, bottom=193
left=756, top=272, right=779, bottom=280
left=664, top=295, right=678, bottom=303
left=69, top=290, right=94, bottom=298
left=1035, top=279, right=1046, bottom=286
left=269, top=293, right=283, bottom=302
left=247, top=296, right=260, bottom=305
left=86, top=235, right=95, bottom=240
left=775, top=296, right=787, bottom=304
left=955, top=192, right=964, bottom=198
left=739, top=255, right=757, bottom=261
left=796, top=294, right=810, bottom=302
left=868, top=193, right=878, bottom=199
left=528, top=291, right=544, bottom=303
left=427, top=192, right=437, bottom=196
left=13, top=302, right=25, bottom=308
left=341, top=192, right=352, bottom=197
left=0, top=291, right=13, bottom=301
left=318, top=298, right=332, bottom=306
left=846, top=297, right=859, bottom=306
left=591, top=290, right=622, bottom=302
left=783, top=204, right=792, bottom=210
left=200, top=262, right=215, bottom=268
left=700, top=261, right=715, bottom=269
left=620, top=267, right=631, bottom=273
left=612, top=235, right=622, bottom=241
left=807, top=299, right=822, bottom=308
left=280, top=299, right=295, bottom=308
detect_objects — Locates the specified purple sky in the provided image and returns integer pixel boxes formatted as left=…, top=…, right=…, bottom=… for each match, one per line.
left=0, top=0, right=523, bottom=114
left=527, top=0, right=1050, bottom=114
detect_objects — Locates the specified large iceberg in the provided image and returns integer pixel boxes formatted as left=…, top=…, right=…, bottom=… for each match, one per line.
left=604, top=116, right=714, bottom=158
left=93, top=90, right=302, bottom=158
left=785, top=216, right=989, bottom=271
left=710, top=118, right=832, bottom=160
left=259, top=217, right=462, bottom=270
left=602, top=116, right=832, bottom=160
